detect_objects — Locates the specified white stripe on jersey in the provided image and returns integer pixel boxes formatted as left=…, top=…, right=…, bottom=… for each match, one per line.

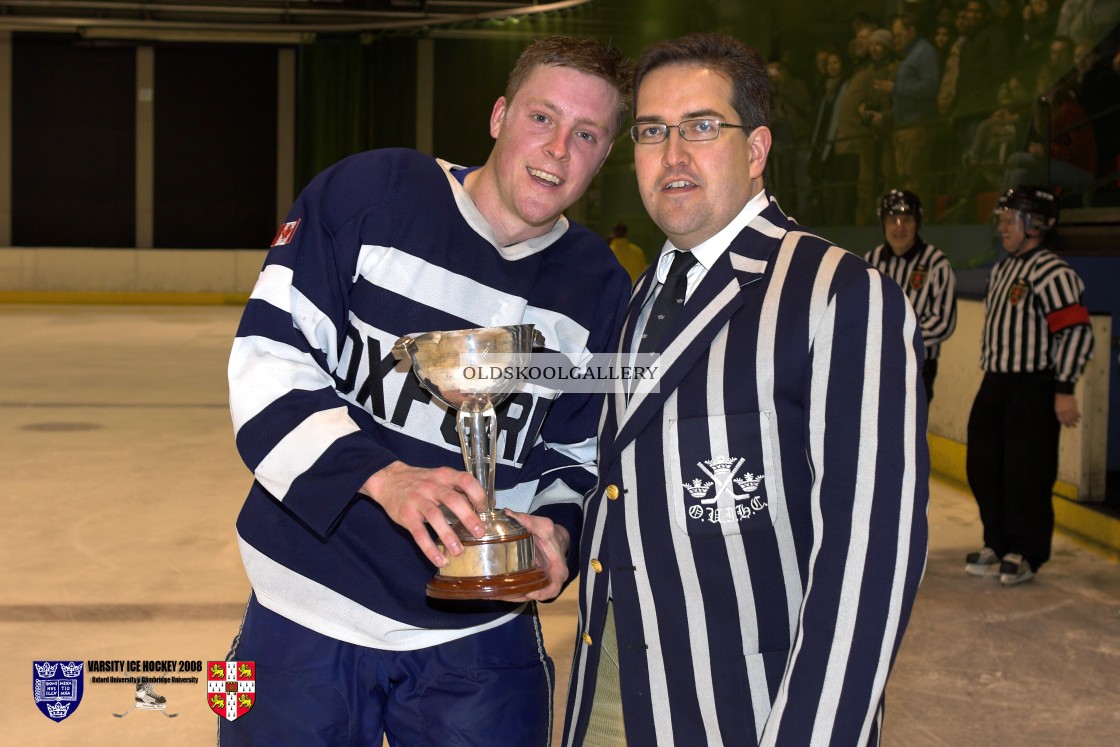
left=239, top=535, right=520, bottom=650
left=254, top=406, right=360, bottom=500
left=353, top=243, right=593, bottom=358
left=229, top=335, right=339, bottom=433
left=250, top=264, right=342, bottom=369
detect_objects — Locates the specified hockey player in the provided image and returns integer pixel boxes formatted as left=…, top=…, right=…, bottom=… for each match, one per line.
left=222, top=37, right=633, bottom=745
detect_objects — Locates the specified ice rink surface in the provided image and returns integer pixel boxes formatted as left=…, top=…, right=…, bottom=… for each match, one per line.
left=2, top=304, right=1117, bottom=746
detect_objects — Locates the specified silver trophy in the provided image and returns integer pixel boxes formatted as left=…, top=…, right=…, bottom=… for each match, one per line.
left=393, top=324, right=549, bottom=600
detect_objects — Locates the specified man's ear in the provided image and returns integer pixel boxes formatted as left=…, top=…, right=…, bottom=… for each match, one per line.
left=748, top=125, right=773, bottom=179
left=489, top=96, right=508, bottom=139
left=595, top=140, right=615, bottom=174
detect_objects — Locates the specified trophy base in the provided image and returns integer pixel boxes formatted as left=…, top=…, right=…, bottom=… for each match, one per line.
left=426, top=520, right=548, bottom=600
left=426, top=566, right=549, bottom=600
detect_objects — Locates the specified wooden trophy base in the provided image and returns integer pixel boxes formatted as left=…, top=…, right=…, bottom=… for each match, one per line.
left=426, top=567, right=549, bottom=600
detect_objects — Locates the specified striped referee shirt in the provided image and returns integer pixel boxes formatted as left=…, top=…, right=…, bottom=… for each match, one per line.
left=865, top=238, right=957, bottom=360
left=980, top=245, right=1094, bottom=392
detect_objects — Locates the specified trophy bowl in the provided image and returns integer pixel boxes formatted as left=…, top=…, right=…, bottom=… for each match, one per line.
left=393, top=325, right=549, bottom=600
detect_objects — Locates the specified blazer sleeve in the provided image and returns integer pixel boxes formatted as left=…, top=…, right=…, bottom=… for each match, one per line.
left=762, top=265, right=930, bottom=746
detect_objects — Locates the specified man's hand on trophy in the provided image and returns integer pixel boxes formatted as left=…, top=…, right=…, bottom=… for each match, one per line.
left=497, top=510, right=571, bottom=602
left=361, top=461, right=487, bottom=568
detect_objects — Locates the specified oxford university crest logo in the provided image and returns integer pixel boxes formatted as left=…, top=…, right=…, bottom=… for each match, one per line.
left=683, top=455, right=767, bottom=525
left=33, top=660, right=84, bottom=722
left=207, top=661, right=256, bottom=721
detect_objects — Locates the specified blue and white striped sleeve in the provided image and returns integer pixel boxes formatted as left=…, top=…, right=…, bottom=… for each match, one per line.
left=228, top=186, right=397, bottom=537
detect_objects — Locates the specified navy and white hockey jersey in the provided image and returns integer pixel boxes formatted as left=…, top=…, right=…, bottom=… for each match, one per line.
left=228, top=148, right=630, bottom=649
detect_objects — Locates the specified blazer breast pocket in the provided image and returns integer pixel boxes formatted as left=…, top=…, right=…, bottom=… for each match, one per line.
left=668, top=412, right=777, bottom=538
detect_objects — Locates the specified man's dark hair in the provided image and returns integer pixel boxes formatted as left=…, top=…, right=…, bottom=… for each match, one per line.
left=505, top=36, right=634, bottom=136
left=633, top=33, right=770, bottom=130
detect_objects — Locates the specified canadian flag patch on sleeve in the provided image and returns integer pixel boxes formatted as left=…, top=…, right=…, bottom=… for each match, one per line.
left=271, top=219, right=301, bottom=247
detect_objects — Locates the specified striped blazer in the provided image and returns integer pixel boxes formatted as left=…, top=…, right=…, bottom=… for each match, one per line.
left=563, top=195, right=929, bottom=747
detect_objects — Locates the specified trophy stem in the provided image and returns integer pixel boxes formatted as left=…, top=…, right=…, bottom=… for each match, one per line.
left=459, top=404, right=497, bottom=513
left=393, top=324, right=550, bottom=600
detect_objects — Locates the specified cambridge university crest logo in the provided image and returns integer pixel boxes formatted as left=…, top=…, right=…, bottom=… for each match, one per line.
left=207, top=661, right=256, bottom=721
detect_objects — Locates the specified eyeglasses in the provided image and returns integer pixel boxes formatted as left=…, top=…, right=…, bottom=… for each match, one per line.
left=629, top=118, right=750, bottom=145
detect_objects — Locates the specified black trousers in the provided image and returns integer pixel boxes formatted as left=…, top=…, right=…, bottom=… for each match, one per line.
left=965, top=372, right=1060, bottom=570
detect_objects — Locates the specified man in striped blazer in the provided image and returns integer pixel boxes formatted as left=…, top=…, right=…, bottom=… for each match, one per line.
left=865, top=189, right=958, bottom=403
left=965, top=186, right=1095, bottom=586
left=563, top=33, right=930, bottom=747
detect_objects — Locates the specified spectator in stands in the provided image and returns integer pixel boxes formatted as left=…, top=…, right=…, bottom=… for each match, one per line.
left=1072, top=41, right=1120, bottom=197
left=938, top=7, right=971, bottom=114
left=956, top=0, right=1013, bottom=121
left=882, top=12, right=941, bottom=200
left=961, top=84, right=1026, bottom=196
left=1050, top=35, right=1077, bottom=72
left=933, top=0, right=957, bottom=29
left=811, top=42, right=842, bottom=101
left=1019, top=0, right=1061, bottom=60
left=767, top=57, right=814, bottom=219
left=862, top=28, right=900, bottom=196
left=992, top=0, right=1025, bottom=49
left=967, top=85, right=1025, bottom=190
left=1056, top=0, right=1120, bottom=46
left=1003, top=76, right=1097, bottom=204
left=834, top=26, right=883, bottom=224
left=933, top=22, right=957, bottom=67
left=808, top=51, right=853, bottom=224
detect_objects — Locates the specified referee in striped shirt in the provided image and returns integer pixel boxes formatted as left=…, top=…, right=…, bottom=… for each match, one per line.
left=865, top=189, right=958, bottom=403
left=965, top=186, right=1095, bottom=586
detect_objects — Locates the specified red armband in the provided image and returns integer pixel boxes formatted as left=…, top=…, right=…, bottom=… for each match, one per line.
left=1047, top=304, right=1090, bottom=333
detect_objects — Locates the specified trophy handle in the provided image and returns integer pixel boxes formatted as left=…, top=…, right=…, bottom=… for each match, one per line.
left=391, top=336, right=415, bottom=363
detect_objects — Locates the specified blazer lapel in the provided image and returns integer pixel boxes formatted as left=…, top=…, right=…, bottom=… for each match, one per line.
left=607, top=265, right=658, bottom=427
left=605, top=197, right=790, bottom=460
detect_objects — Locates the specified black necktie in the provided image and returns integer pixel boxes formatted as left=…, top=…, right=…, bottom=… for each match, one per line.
left=638, top=251, right=699, bottom=354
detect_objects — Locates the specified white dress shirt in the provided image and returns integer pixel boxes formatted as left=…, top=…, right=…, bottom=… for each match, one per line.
left=631, top=190, right=770, bottom=355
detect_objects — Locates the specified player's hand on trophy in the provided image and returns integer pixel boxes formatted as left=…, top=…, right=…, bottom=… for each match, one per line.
left=496, top=509, right=571, bottom=602
left=361, top=461, right=487, bottom=567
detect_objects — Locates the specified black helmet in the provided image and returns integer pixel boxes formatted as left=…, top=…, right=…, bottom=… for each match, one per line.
left=878, top=189, right=923, bottom=228
left=995, top=186, right=1059, bottom=231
